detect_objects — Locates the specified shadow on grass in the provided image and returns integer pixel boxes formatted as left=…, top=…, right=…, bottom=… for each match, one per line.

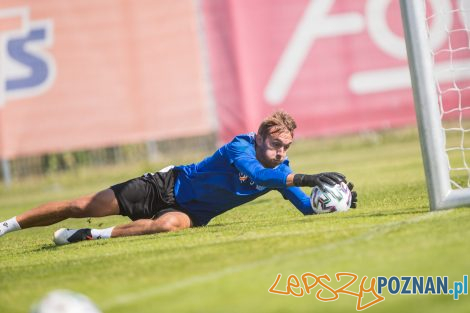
left=30, top=206, right=432, bottom=252
left=34, top=243, right=58, bottom=251
left=339, top=206, right=429, bottom=219
left=205, top=207, right=429, bottom=230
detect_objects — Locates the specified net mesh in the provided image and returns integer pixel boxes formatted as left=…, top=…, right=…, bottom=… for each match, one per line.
left=425, top=0, right=470, bottom=189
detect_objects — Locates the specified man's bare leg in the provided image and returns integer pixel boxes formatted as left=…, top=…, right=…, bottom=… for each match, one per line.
left=0, top=189, right=120, bottom=237
left=111, top=210, right=192, bottom=237
left=17, top=189, right=120, bottom=228
left=53, top=210, right=192, bottom=245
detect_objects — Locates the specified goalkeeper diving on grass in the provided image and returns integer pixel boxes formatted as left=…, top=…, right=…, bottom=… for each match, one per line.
left=0, top=111, right=357, bottom=245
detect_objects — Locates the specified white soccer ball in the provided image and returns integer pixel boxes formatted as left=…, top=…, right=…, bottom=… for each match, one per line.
left=310, top=181, right=352, bottom=214
left=31, top=290, right=102, bottom=313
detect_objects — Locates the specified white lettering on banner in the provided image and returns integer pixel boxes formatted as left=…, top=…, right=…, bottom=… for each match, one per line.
left=264, top=0, right=365, bottom=105
left=265, top=0, right=468, bottom=103
left=349, top=60, right=470, bottom=94
left=351, top=0, right=453, bottom=94
left=366, top=0, right=450, bottom=60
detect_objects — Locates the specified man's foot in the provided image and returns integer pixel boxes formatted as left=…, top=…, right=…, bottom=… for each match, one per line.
left=53, top=228, right=93, bottom=245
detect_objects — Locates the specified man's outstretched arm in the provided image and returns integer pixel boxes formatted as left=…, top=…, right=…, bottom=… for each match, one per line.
left=234, top=156, right=345, bottom=190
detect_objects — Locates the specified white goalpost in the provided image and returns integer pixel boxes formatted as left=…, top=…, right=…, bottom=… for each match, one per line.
left=400, top=0, right=470, bottom=210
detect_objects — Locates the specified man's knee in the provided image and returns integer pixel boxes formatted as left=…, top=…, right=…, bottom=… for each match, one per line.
left=155, top=213, right=191, bottom=232
left=159, top=216, right=183, bottom=232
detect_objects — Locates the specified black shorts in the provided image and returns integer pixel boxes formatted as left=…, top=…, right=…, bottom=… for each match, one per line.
left=110, top=168, right=185, bottom=221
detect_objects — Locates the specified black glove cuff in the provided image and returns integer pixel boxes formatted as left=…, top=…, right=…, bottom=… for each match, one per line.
left=293, top=174, right=305, bottom=186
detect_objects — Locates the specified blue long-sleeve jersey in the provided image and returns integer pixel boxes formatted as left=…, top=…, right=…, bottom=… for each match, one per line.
left=173, top=133, right=314, bottom=225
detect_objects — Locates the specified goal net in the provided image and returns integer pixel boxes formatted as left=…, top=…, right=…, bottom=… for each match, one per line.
left=401, top=0, right=470, bottom=210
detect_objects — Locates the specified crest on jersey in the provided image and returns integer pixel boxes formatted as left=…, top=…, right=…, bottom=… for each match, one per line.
left=239, top=172, right=249, bottom=182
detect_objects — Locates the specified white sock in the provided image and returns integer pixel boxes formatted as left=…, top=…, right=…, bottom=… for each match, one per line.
left=0, top=217, right=21, bottom=236
left=90, top=227, right=114, bottom=240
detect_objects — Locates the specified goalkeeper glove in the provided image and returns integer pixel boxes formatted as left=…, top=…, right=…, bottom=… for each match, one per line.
left=293, top=172, right=345, bottom=191
left=347, top=182, right=358, bottom=208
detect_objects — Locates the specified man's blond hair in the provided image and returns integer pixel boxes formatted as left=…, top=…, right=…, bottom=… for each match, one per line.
left=257, top=111, right=297, bottom=139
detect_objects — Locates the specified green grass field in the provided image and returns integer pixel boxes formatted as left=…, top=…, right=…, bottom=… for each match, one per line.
left=1, top=128, right=470, bottom=313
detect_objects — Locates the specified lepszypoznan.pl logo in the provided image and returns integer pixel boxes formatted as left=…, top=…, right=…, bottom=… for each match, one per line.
left=268, top=272, right=468, bottom=311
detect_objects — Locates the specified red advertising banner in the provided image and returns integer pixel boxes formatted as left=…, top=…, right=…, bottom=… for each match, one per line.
left=1, top=0, right=468, bottom=159
left=202, top=0, right=470, bottom=141
left=0, top=0, right=213, bottom=158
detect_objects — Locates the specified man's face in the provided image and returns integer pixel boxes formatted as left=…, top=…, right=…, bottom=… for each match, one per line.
left=256, top=131, right=293, bottom=168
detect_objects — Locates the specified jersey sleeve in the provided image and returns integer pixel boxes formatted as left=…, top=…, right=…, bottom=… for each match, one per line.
left=224, top=135, right=289, bottom=188
left=273, top=154, right=314, bottom=215
left=278, top=187, right=315, bottom=215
